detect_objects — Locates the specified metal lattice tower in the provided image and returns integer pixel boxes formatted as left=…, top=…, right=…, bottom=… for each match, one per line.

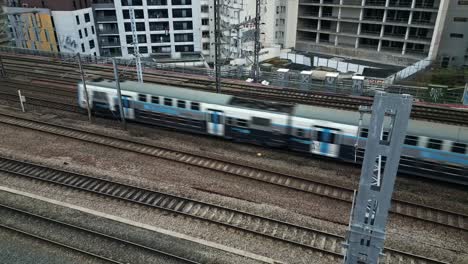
left=129, top=0, right=143, bottom=83
left=251, top=0, right=261, bottom=82
left=214, top=0, right=221, bottom=93
left=343, top=92, right=413, bottom=264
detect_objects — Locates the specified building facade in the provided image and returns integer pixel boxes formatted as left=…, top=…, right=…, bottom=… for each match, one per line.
left=52, top=7, right=99, bottom=55
left=435, top=0, right=468, bottom=67
left=93, top=0, right=203, bottom=59
left=5, top=0, right=99, bottom=55
left=295, top=0, right=468, bottom=67
left=213, top=0, right=297, bottom=64
left=4, top=7, right=59, bottom=52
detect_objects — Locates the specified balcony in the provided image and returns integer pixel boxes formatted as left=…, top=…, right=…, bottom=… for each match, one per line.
left=93, top=3, right=115, bottom=9
left=99, top=38, right=121, bottom=47
left=98, top=28, right=119, bottom=35
left=95, top=16, right=117, bottom=22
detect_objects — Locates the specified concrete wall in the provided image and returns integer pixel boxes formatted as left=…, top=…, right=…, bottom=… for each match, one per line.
left=296, top=41, right=419, bottom=67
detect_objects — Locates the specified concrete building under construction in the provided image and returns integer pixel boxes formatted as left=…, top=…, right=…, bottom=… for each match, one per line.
left=295, top=0, right=468, bottom=67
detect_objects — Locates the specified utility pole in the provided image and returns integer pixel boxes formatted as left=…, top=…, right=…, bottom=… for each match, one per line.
left=77, top=53, right=92, bottom=122
left=213, top=0, right=221, bottom=93
left=343, top=92, right=413, bottom=264
left=251, top=0, right=261, bottom=82
left=112, top=58, right=127, bottom=130
left=129, top=0, right=143, bottom=83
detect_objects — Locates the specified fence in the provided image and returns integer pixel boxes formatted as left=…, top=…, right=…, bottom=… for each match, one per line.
left=0, top=46, right=465, bottom=104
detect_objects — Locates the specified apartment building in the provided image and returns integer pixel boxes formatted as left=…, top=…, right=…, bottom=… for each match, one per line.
left=3, top=7, right=59, bottom=52
left=4, top=0, right=99, bottom=55
left=93, top=0, right=202, bottom=59
left=295, top=0, right=468, bottom=66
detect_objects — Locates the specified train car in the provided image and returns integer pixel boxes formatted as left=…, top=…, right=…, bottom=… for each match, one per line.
left=78, top=79, right=468, bottom=185
left=290, top=104, right=468, bottom=184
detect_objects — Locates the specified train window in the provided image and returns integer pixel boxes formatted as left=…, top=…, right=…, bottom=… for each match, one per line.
left=177, top=100, right=186, bottom=108
left=451, top=142, right=467, bottom=154
left=138, top=94, right=147, bottom=102
left=360, top=128, right=368, bottom=138
left=251, top=117, right=271, bottom=126
left=151, top=96, right=159, bottom=104
left=236, top=119, right=248, bottom=127
left=296, top=128, right=305, bottom=138
left=164, top=98, right=173, bottom=106
left=190, top=102, right=200, bottom=111
left=404, top=135, right=419, bottom=146
left=427, top=138, right=443, bottom=150
left=226, top=117, right=233, bottom=125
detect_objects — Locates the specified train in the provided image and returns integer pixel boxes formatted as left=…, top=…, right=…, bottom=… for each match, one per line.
left=77, top=79, right=468, bottom=185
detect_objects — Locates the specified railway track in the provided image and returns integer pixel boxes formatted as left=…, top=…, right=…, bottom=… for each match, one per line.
left=0, top=156, right=450, bottom=264
left=0, top=111, right=465, bottom=233
left=1, top=54, right=467, bottom=126
left=0, top=203, right=201, bottom=264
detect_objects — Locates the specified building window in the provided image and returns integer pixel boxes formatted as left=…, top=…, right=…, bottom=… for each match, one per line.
left=172, top=0, right=191, bottom=4
left=139, top=46, right=148, bottom=53
left=177, top=100, right=186, bottom=108
left=84, top=28, right=88, bottom=37
left=79, top=29, right=82, bottom=39
left=76, top=15, right=80, bottom=25
left=148, top=9, right=169, bottom=18
left=123, top=9, right=144, bottom=19
left=201, top=18, right=209, bottom=25
left=89, top=39, right=95, bottom=49
left=450, top=33, right=464, bottom=38
left=84, top=13, right=90, bottom=22
left=454, top=17, right=468, bottom=22
left=91, top=26, right=95, bottom=34
left=172, top=9, right=192, bottom=18
left=124, top=22, right=146, bottom=32
left=173, top=21, right=193, bottom=30
left=126, top=34, right=147, bottom=44
left=458, top=0, right=468, bottom=4
left=81, top=43, right=85, bottom=52
left=174, top=33, right=193, bottom=42
left=122, top=0, right=143, bottom=5
left=164, top=98, right=173, bottom=106
left=175, top=45, right=194, bottom=52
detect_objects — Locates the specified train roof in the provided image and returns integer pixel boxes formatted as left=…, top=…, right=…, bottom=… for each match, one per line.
left=294, top=104, right=468, bottom=142
left=86, top=79, right=233, bottom=105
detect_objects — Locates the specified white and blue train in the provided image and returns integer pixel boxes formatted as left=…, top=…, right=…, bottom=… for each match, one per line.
left=78, top=79, right=468, bottom=185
